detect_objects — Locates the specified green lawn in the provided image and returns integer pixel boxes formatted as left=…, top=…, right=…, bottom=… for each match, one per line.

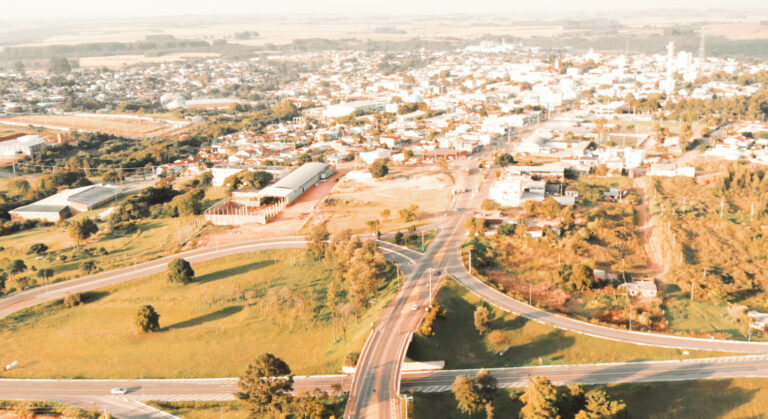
left=0, top=248, right=397, bottom=378
left=407, top=280, right=729, bottom=369
left=411, top=378, right=768, bottom=419
left=661, top=284, right=747, bottom=339
left=0, top=215, right=195, bottom=293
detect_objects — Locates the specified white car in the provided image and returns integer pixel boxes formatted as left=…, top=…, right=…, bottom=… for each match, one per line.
left=410, top=304, right=419, bottom=311
left=110, top=387, right=128, bottom=395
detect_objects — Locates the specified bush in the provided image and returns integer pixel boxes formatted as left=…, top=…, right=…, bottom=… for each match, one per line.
left=63, top=293, right=83, bottom=307
left=394, top=231, right=404, bottom=245
left=498, top=222, right=516, bottom=236
left=369, top=158, right=389, bottom=178
left=80, top=260, right=97, bottom=274
left=167, top=258, right=195, bottom=284
left=481, top=199, right=501, bottom=211
left=135, top=305, right=161, bottom=332
left=28, top=243, right=49, bottom=255
left=343, top=351, right=360, bottom=367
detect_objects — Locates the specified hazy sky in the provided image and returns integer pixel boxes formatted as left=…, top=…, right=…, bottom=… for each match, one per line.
left=4, top=0, right=768, bottom=20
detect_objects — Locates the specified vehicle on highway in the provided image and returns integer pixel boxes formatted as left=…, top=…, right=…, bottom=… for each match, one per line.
left=110, top=388, right=128, bottom=395
left=410, top=304, right=419, bottom=311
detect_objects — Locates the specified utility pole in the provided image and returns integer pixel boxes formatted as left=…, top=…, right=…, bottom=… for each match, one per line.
left=12, top=161, right=16, bottom=176
left=468, top=249, right=472, bottom=273
left=428, top=268, right=433, bottom=307
left=43, top=270, right=49, bottom=294
left=720, top=198, right=725, bottom=218
left=529, top=283, right=532, bottom=305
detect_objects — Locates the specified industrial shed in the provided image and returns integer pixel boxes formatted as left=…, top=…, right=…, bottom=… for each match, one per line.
left=9, top=204, right=70, bottom=223
left=257, top=162, right=330, bottom=204
left=67, top=186, right=121, bottom=213
left=9, top=184, right=121, bottom=222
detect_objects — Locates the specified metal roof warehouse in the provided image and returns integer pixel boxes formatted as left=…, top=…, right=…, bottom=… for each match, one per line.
left=257, top=162, right=330, bottom=203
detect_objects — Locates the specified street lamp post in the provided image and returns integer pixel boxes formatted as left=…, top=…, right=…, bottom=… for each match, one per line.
left=401, top=394, right=413, bottom=419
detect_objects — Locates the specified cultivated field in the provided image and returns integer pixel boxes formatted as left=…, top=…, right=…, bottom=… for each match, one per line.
left=0, top=114, right=192, bottom=139
left=0, top=248, right=397, bottom=378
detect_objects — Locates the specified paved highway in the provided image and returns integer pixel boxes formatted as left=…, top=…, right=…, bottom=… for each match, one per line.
left=401, top=355, right=768, bottom=392
left=345, top=156, right=484, bottom=419
left=5, top=355, right=768, bottom=414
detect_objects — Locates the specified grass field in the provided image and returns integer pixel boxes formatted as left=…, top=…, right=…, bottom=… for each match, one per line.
left=0, top=248, right=396, bottom=378
left=0, top=215, right=194, bottom=293
left=146, top=401, right=247, bottom=419
left=407, top=280, right=729, bottom=369
left=411, top=378, right=768, bottom=419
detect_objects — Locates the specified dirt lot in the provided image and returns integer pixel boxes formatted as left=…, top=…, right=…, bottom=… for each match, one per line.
left=0, top=114, right=193, bottom=139
left=310, top=167, right=454, bottom=235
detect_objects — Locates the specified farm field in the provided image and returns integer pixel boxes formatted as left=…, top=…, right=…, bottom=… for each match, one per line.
left=411, top=378, right=768, bottom=419
left=0, top=114, right=193, bottom=139
left=407, top=280, right=731, bottom=369
left=310, top=168, right=453, bottom=235
left=0, top=248, right=396, bottom=378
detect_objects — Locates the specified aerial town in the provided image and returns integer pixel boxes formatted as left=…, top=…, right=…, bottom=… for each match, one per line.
left=2, top=4, right=768, bottom=419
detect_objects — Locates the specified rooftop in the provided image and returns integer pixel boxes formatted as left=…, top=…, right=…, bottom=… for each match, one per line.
left=68, top=186, right=120, bottom=206
left=270, top=162, right=328, bottom=191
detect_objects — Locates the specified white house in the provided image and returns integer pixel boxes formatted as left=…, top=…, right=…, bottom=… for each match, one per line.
left=360, top=149, right=391, bottom=165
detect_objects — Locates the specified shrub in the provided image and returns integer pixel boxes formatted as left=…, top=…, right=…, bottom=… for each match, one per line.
left=167, top=258, right=195, bottom=284
left=343, top=351, right=360, bottom=367
left=135, top=305, right=161, bottom=332
left=63, top=293, right=83, bottom=307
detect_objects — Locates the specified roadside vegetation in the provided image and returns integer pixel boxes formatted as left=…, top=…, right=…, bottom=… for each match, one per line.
left=0, top=246, right=398, bottom=378
left=646, top=164, right=768, bottom=339
left=411, top=378, right=768, bottom=419
left=407, top=280, right=728, bottom=369
left=0, top=400, right=100, bottom=418
left=465, top=176, right=663, bottom=332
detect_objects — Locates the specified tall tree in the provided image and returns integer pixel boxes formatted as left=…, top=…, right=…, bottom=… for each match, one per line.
left=452, top=375, right=483, bottom=416
left=476, top=369, right=498, bottom=418
left=167, top=258, right=195, bottom=284
left=474, top=306, right=492, bottom=334
left=520, top=376, right=559, bottom=419
left=69, top=218, right=99, bottom=246
left=238, top=353, right=294, bottom=416
left=307, top=223, right=330, bottom=259
left=574, top=389, right=627, bottom=419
